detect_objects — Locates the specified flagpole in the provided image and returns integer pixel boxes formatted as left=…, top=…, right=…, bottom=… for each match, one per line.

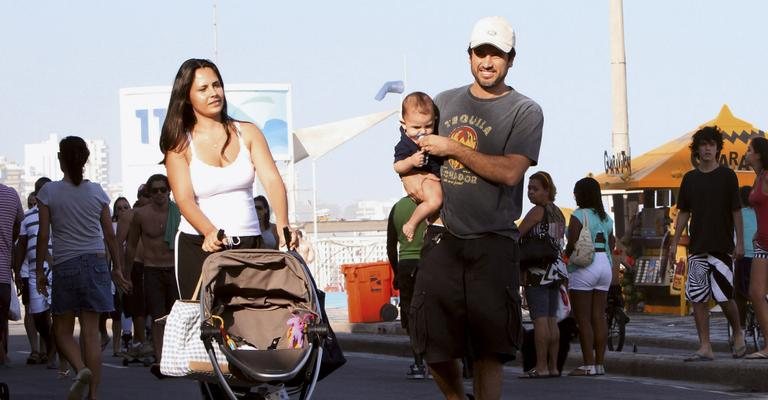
left=212, top=0, right=219, bottom=62
left=400, top=54, right=407, bottom=118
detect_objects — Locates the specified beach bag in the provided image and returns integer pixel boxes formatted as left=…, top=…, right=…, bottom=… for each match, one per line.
left=570, top=210, right=594, bottom=267
left=159, top=278, right=228, bottom=377
left=519, top=209, right=560, bottom=269
left=8, top=280, right=21, bottom=321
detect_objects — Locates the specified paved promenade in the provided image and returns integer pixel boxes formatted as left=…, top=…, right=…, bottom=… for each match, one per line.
left=326, top=304, right=768, bottom=392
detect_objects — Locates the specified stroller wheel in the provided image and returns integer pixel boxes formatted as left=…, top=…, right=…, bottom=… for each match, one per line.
left=380, top=303, right=398, bottom=322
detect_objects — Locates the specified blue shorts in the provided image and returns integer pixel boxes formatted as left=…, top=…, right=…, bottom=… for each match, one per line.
left=51, top=254, right=114, bottom=315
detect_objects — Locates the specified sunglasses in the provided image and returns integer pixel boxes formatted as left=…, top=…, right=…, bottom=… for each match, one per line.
left=150, top=187, right=169, bottom=194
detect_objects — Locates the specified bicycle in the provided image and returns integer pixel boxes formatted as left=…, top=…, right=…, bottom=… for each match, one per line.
left=744, top=302, right=764, bottom=351
left=606, top=284, right=629, bottom=352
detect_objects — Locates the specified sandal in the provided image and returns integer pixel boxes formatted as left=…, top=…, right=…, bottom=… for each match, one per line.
left=732, top=341, right=747, bottom=359
left=683, top=353, right=714, bottom=362
left=519, top=368, right=550, bottom=379
left=68, top=367, right=92, bottom=400
left=568, top=365, right=596, bottom=376
left=744, top=351, right=768, bottom=360
left=26, top=351, right=40, bottom=365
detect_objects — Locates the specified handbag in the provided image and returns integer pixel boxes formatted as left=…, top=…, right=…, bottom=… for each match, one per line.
left=9, top=280, right=21, bottom=321
left=159, top=277, right=228, bottom=377
left=519, top=207, right=560, bottom=269
left=288, top=249, right=346, bottom=381
left=570, top=210, right=595, bottom=267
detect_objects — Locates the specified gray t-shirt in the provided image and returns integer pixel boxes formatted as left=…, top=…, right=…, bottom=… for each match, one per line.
left=434, top=85, right=543, bottom=239
left=37, top=180, right=110, bottom=264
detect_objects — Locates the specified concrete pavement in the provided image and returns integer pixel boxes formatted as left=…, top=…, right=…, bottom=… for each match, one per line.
left=326, top=307, right=768, bottom=392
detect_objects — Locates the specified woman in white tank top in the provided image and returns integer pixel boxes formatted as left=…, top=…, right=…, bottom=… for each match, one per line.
left=159, top=59, right=297, bottom=302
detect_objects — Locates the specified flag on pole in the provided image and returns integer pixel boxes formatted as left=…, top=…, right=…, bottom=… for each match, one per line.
left=374, top=80, right=405, bottom=101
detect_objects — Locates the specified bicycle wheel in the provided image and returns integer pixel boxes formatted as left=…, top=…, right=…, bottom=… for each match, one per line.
left=607, top=307, right=626, bottom=352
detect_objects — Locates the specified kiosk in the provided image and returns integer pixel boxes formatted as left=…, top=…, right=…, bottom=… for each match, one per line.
left=595, top=105, right=763, bottom=314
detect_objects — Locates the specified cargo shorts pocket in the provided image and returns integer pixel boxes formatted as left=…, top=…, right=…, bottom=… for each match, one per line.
left=506, top=286, right=523, bottom=351
left=409, top=291, right=428, bottom=355
left=53, top=262, right=81, bottom=291
left=93, top=259, right=111, bottom=286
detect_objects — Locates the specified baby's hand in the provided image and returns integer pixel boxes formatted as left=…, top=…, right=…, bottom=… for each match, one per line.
left=409, top=150, right=426, bottom=168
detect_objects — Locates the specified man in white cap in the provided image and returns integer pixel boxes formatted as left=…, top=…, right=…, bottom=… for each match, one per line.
left=405, top=16, right=543, bottom=399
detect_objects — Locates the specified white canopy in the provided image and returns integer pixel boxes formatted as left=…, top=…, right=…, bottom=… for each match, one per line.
left=293, top=109, right=397, bottom=162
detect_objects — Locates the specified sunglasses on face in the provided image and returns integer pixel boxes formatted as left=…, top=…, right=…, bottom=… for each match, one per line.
left=150, top=187, right=169, bottom=194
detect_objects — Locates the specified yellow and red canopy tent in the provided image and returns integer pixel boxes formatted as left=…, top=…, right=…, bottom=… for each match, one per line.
left=595, top=105, right=764, bottom=190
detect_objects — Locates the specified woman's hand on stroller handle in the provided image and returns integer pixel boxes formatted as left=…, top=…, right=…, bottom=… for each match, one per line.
left=280, top=226, right=299, bottom=251
left=202, top=228, right=225, bottom=252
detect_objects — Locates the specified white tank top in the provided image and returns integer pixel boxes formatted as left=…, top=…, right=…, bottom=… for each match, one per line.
left=178, top=123, right=262, bottom=237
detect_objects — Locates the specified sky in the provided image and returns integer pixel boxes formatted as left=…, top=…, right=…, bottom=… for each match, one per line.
left=2, top=0, right=767, bottom=218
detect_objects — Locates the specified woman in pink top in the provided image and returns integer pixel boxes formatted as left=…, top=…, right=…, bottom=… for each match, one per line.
left=745, top=137, right=768, bottom=359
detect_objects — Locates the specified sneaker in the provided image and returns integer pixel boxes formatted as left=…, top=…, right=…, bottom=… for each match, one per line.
left=406, top=364, right=426, bottom=380
left=68, top=367, right=91, bottom=400
left=595, top=364, right=606, bottom=375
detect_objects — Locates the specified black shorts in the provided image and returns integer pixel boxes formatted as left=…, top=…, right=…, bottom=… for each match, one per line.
left=396, top=258, right=419, bottom=331
left=409, top=226, right=523, bottom=364
left=21, top=277, right=30, bottom=306
left=144, top=266, right=179, bottom=320
left=122, top=262, right=146, bottom=318
left=176, top=232, right=263, bottom=300
left=734, top=257, right=752, bottom=299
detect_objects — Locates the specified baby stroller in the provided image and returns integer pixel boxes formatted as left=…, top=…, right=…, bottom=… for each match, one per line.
left=198, top=249, right=330, bottom=399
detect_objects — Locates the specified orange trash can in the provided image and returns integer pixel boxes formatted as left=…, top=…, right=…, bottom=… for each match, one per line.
left=341, top=261, right=397, bottom=323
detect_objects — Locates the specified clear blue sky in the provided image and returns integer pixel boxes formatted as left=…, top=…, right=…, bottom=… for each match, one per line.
left=2, top=1, right=767, bottom=213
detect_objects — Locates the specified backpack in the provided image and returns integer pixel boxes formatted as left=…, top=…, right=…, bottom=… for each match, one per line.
left=570, top=210, right=595, bottom=267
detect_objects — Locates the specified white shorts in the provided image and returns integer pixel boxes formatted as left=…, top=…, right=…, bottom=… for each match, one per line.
left=27, top=272, right=51, bottom=314
left=568, top=252, right=612, bottom=292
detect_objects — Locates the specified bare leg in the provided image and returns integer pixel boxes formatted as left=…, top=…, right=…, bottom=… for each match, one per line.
left=591, top=290, right=609, bottom=365
left=691, top=302, right=714, bottom=357
left=749, top=259, right=768, bottom=353
left=428, top=360, right=465, bottom=400
left=569, top=290, right=595, bottom=365
left=111, top=318, right=121, bottom=355
left=79, top=311, right=102, bottom=399
left=473, top=356, right=503, bottom=400
left=720, top=299, right=744, bottom=354
left=531, top=317, right=551, bottom=374
left=53, top=312, right=86, bottom=372
left=402, top=178, right=442, bottom=242
left=546, top=317, right=560, bottom=376
left=24, top=309, right=39, bottom=358
left=133, top=315, right=146, bottom=345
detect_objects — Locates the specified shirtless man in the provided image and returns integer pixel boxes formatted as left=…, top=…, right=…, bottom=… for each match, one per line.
left=117, top=185, right=151, bottom=354
left=124, top=175, right=178, bottom=360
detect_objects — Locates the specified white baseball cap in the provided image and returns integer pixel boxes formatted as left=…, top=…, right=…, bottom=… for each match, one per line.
left=469, top=16, right=515, bottom=53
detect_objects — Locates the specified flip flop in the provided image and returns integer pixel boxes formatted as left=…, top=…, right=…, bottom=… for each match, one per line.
left=518, top=368, right=550, bottom=379
left=683, top=353, right=714, bottom=362
left=733, top=344, right=747, bottom=359
left=744, top=351, right=768, bottom=360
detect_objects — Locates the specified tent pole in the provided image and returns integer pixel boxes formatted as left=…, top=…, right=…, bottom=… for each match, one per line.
left=312, top=159, right=318, bottom=242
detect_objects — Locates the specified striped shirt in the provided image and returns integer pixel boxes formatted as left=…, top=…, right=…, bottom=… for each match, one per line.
left=19, top=206, right=52, bottom=277
left=0, top=184, right=23, bottom=284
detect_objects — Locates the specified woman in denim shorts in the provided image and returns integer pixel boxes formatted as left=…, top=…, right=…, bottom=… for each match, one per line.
left=35, top=136, right=131, bottom=400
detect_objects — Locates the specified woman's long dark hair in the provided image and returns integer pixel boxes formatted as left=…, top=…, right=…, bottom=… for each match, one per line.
left=59, top=136, right=90, bottom=186
left=112, top=197, right=129, bottom=222
left=254, top=195, right=270, bottom=226
left=159, top=58, right=235, bottom=164
left=574, top=177, right=607, bottom=221
left=750, top=137, right=768, bottom=172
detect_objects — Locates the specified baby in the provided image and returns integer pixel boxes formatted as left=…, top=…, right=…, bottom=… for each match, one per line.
left=393, top=92, right=443, bottom=241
